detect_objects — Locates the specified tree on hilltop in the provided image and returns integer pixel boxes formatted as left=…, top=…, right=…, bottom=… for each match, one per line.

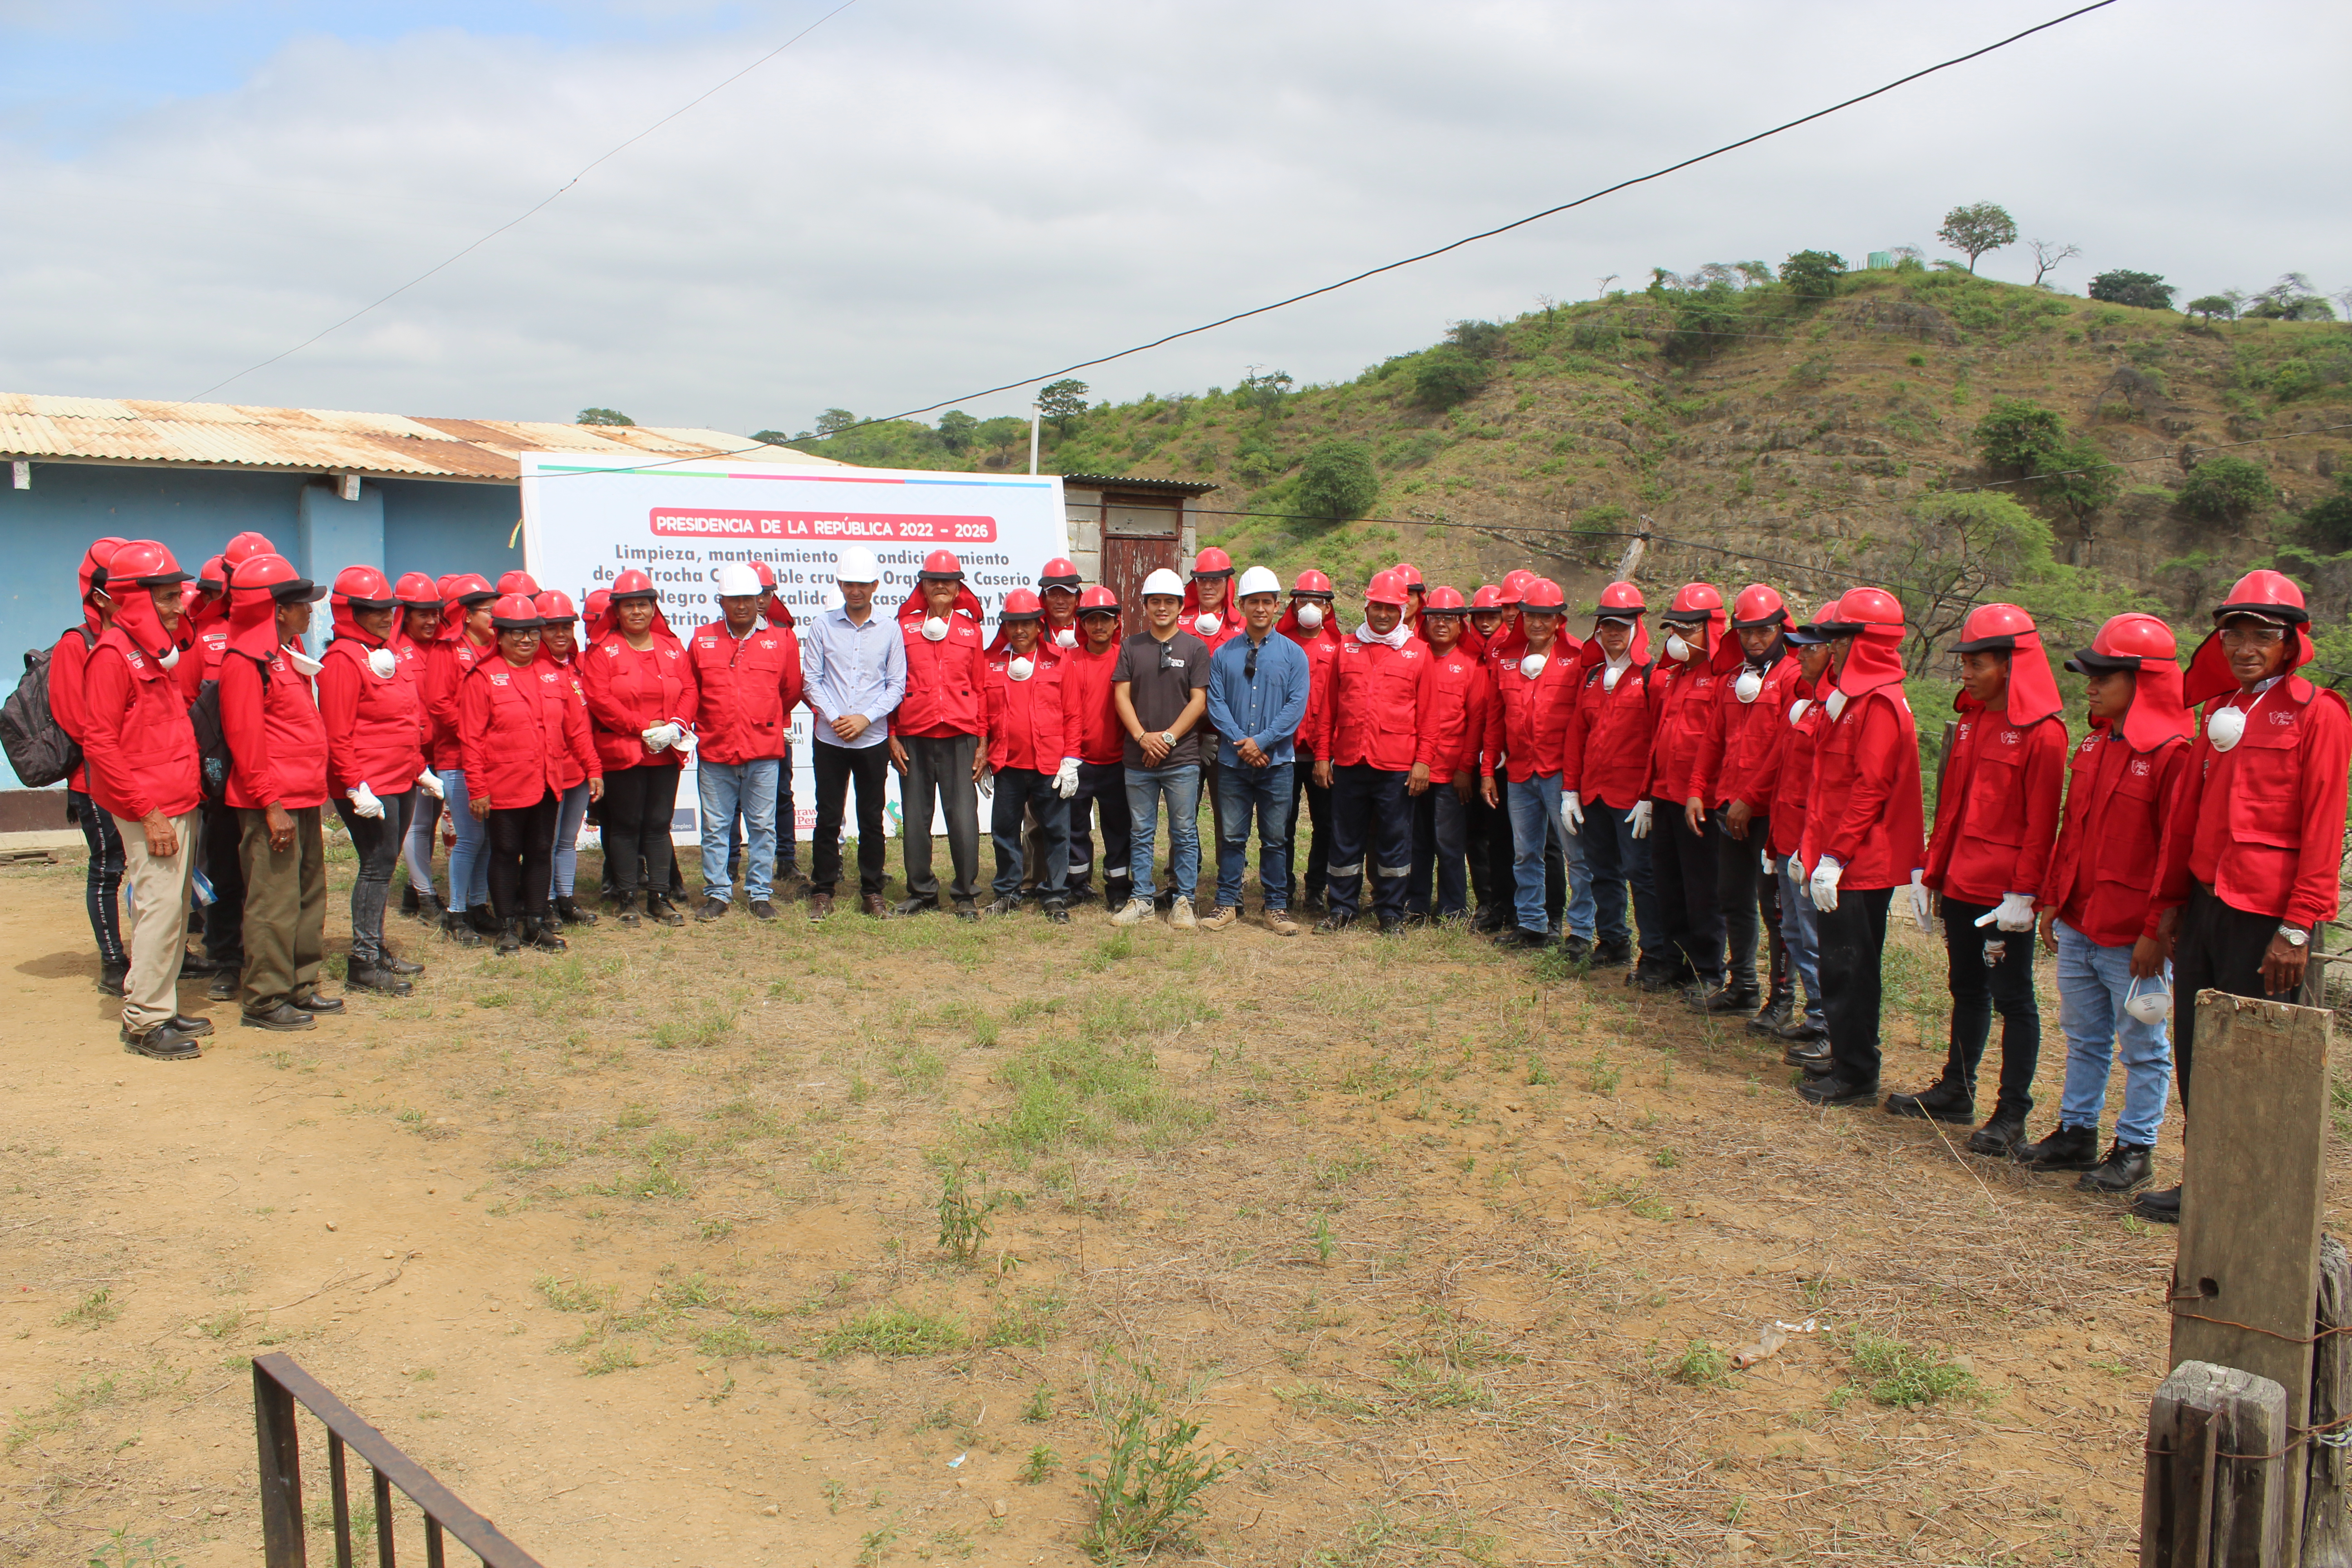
left=1937, top=203, right=2016, bottom=273
left=1777, top=250, right=1846, bottom=303
left=577, top=407, right=635, bottom=426
left=1037, top=379, right=1091, bottom=432
left=2088, top=271, right=2176, bottom=310
left=2026, top=240, right=2081, bottom=288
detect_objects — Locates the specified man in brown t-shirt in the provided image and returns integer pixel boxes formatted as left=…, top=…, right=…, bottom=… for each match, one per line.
left=1109, top=568, right=1210, bottom=926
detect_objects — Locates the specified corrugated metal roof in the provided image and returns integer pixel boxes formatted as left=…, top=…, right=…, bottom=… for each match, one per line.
left=0, top=393, right=839, bottom=481
left=1060, top=472, right=1220, bottom=496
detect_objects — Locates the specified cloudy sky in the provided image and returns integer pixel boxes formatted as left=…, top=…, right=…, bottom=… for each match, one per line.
left=1, top=0, right=2344, bottom=435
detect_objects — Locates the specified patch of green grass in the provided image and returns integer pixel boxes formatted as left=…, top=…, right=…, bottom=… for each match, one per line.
left=56, top=1288, right=120, bottom=1330
left=1309, top=1508, right=1501, bottom=1568
left=984, top=1033, right=1211, bottom=1157
left=1022, top=1386, right=1054, bottom=1422
left=1670, top=1339, right=1731, bottom=1388
left=886, top=1043, right=949, bottom=1093
left=534, top=1276, right=614, bottom=1313
left=1583, top=1052, right=1622, bottom=1096
left=1274, top=1382, right=1378, bottom=1418
left=1311, top=1152, right=1380, bottom=1189
left=696, top=1322, right=789, bottom=1359
left=1383, top=1354, right=1492, bottom=1410
left=1019, top=1444, right=1058, bottom=1483
left=84, top=1527, right=184, bottom=1568
left=1846, top=1329, right=1986, bottom=1408
left=651, top=1005, right=737, bottom=1049
left=579, top=1343, right=643, bottom=1376
left=985, top=1293, right=1065, bottom=1349
left=1080, top=1359, right=1228, bottom=1561
left=819, top=1303, right=969, bottom=1359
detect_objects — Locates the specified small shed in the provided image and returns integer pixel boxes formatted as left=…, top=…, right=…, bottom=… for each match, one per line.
left=1058, top=474, right=1220, bottom=613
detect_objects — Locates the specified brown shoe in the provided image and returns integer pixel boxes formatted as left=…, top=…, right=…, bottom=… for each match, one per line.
left=860, top=893, right=889, bottom=918
left=1266, top=908, right=1300, bottom=937
left=1198, top=905, right=1239, bottom=932
left=807, top=892, right=835, bottom=921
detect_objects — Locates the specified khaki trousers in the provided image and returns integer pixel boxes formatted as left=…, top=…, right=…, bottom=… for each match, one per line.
left=238, top=805, right=326, bottom=1012
left=114, top=809, right=196, bottom=1032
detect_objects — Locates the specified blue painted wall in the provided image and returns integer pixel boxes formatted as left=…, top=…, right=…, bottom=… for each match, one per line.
left=0, top=461, right=523, bottom=789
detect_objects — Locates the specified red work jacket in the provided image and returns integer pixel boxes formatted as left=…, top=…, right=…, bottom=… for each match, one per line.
left=1647, top=658, right=1724, bottom=803
left=2156, top=679, right=2352, bottom=929
left=1308, top=636, right=1439, bottom=772
left=220, top=646, right=329, bottom=812
left=318, top=636, right=427, bottom=798
left=539, top=654, right=599, bottom=791
left=1923, top=709, right=2066, bottom=906
left=424, top=634, right=494, bottom=770
left=1800, top=688, right=1924, bottom=890
left=47, top=623, right=99, bottom=794
left=1767, top=686, right=1823, bottom=859
left=80, top=632, right=202, bottom=822
left=580, top=634, right=698, bottom=773
left=894, top=609, right=988, bottom=739
left=1488, top=646, right=1581, bottom=784
left=2042, top=730, right=2190, bottom=947
left=984, top=652, right=1071, bottom=774
left=1563, top=661, right=1655, bottom=811
left=1420, top=645, right=1495, bottom=784
left=178, top=622, right=227, bottom=705
left=685, top=619, right=804, bottom=765
left=1058, top=642, right=1126, bottom=766
left=461, top=657, right=597, bottom=810
left=1710, top=652, right=1806, bottom=812
left=1283, top=629, right=1341, bottom=751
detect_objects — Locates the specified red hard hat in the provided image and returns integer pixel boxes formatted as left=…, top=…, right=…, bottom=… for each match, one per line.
left=435, top=574, right=462, bottom=599
left=1824, top=586, right=1903, bottom=630
left=490, top=593, right=544, bottom=629
left=1393, top=562, right=1424, bottom=589
left=1039, top=557, right=1082, bottom=591
left=1662, top=582, right=1725, bottom=621
left=445, top=573, right=495, bottom=605
left=1078, top=585, right=1120, bottom=615
left=231, top=552, right=325, bottom=602
left=2213, top=568, right=2310, bottom=625
left=1500, top=568, right=1537, bottom=606
left=750, top=560, right=777, bottom=590
left=1731, top=584, right=1787, bottom=628
left=196, top=556, right=227, bottom=593
left=1001, top=588, right=1044, bottom=620
left=1423, top=585, right=1468, bottom=612
left=108, top=540, right=193, bottom=587
left=1519, top=578, right=1568, bottom=611
left=919, top=550, right=964, bottom=581
left=1292, top=569, right=1335, bottom=598
left=496, top=570, right=539, bottom=597
left=1595, top=580, right=1646, bottom=616
left=534, top=590, right=578, bottom=622
left=223, top=531, right=276, bottom=568
left=608, top=569, right=658, bottom=600
left=1193, top=547, right=1234, bottom=578
left=1364, top=569, right=1411, bottom=608
left=1951, top=602, right=2037, bottom=652
left=394, top=572, right=441, bottom=608
left=1470, top=585, right=1505, bottom=611
left=2068, top=612, right=2177, bottom=672
left=331, top=565, right=396, bottom=609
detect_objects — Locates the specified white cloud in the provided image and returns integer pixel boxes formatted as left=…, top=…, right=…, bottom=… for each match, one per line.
left=2, top=0, right=2345, bottom=431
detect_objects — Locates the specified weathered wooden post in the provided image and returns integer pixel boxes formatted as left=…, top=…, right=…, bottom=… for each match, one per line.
left=2146, top=1362, right=2289, bottom=1567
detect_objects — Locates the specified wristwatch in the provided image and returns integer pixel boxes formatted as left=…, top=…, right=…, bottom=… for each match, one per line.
left=1160, top=730, right=1177, bottom=748
left=2279, top=923, right=2309, bottom=948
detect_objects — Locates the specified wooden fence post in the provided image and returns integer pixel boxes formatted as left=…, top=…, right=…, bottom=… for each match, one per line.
left=2146, top=1361, right=2289, bottom=1567
left=2305, top=1239, right=2352, bottom=1568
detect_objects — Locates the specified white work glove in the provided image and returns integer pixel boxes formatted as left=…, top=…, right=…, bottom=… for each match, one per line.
left=346, top=783, right=385, bottom=820
left=1054, top=758, right=1080, bottom=799
left=641, top=724, right=671, bottom=753
left=1975, top=890, right=2035, bottom=933
left=1909, top=873, right=1935, bottom=929
left=1809, top=854, right=1843, bottom=913
left=1561, top=791, right=1584, bottom=835
left=1627, top=800, right=1653, bottom=839
left=1761, top=848, right=1774, bottom=876
left=416, top=769, right=444, bottom=800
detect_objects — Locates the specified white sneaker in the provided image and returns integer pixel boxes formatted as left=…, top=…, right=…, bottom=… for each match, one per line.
left=1169, top=898, right=1197, bottom=929
left=1110, top=897, right=1152, bottom=927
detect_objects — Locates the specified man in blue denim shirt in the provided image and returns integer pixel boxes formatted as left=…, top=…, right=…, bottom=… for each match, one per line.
left=1201, top=567, right=1312, bottom=934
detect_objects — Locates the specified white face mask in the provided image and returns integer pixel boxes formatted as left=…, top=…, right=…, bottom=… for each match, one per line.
left=1008, top=656, right=1034, bottom=682
left=1825, top=689, right=1848, bottom=720
left=1664, top=632, right=1691, bottom=664
left=921, top=616, right=949, bottom=642
left=285, top=646, right=323, bottom=677
left=1602, top=666, right=1623, bottom=692
left=1294, top=603, right=1324, bottom=630
left=1735, top=668, right=1763, bottom=704
left=1054, top=627, right=1077, bottom=648
left=367, top=647, right=397, bottom=679
left=2124, top=978, right=2173, bottom=1025
left=1788, top=697, right=1811, bottom=726
left=1519, top=652, right=1548, bottom=680
left=1194, top=613, right=1221, bottom=637
left=2206, top=706, right=2247, bottom=752
left=159, top=644, right=180, bottom=671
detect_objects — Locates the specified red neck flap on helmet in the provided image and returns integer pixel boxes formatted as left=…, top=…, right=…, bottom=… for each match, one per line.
left=1576, top=615, right=1650, bottom=673
left=2119, top=656, right=2194, bottom=752
left=227, top=583, right=287, bottom=662
left=1955, top=626, right=2063, bottom=729
left=328, top=596, right=392, bottom=651
left=109, top=580, right=179, bottom=663
left=79, top=537, right=127, bottom=629
left=1833, top=626, right=1909, bottom=700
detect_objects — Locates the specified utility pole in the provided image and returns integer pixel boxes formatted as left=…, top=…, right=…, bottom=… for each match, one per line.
left=1028, top=406, right=1041, bottom=476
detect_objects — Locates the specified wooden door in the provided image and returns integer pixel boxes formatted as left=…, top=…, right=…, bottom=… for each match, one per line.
left=1101, top=497, right=1181, bottom=619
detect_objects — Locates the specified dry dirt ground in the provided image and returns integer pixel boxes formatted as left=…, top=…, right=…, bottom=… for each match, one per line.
left=3, top=833, right=2342, bottom=1568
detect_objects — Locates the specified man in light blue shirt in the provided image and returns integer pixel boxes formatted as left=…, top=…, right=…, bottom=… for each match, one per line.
left=801, top=545, right=906, bottom=919
left=1202, top=566, right=1311, bottom=933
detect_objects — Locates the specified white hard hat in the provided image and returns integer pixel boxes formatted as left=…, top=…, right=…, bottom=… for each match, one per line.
left=834, top=545, right=880, bottom=583
left=715, top=562, right=762, bottom=597
left=1141, top=568, right=1185, bottom=600
left=1236, top=565, right=1280, bottom=599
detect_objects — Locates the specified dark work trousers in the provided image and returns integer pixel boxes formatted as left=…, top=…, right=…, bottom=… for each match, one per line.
left=1545, top=831, right=1567, bottom=930
left=1717, top=810, right=1787, bottom=997
left=812, top=739, right=892, bottom=897
left=1193, top=753, right=1224, bottom=905
left=2172, top=881, right=2296, bottom=1110
left=1460, top=775, right=1497, bottom=916
left=1482, top=763, right=1515, bottom=921
left=487, top=790, right=561, bottom=923
left=1406, top=784, right=1473, bottom=918
left=726, top=739, right=797, bottom=885
left=1818, top=886, right=1895, bottom=1086
left=1938, top=894, right=2041, bottom=1116
left=1580, top=799, right=1664, bottom=958
left=901, top=732, right=981, bottom=906
left=238, top=804, right=325, bottom=1012
left=990, top=768, right=1069, bottom=902
left=1406, top=789, right=1438, bottom=916
left=69, top=789, right=127, bottom=969
left=1649, top=798, right=1725, bottom=986
left=200, top=798, right=246, bottom=963
left=1285, top=749, right=1333, bottom=909
left=1326, top=764, right=1411, bottom=921
left=1067, top=760, right=1131, bottom=901
left=600, top=764, right=680, bottom=897
left=333, top=787, right=416, bottom=966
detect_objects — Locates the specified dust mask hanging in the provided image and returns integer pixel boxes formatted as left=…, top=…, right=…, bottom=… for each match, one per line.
left=1519, top=652, right=1548, bottom=681
left=2206, top=706, right=2248, bottom=753
left=1734, top=668, right=1763, bottom=704
left=1295, top=603, right=1324, bottom=631
left=1787, top=698, right=1811, bottom=726
left=1194, top=613, right=1221, bottom=637
left=285, top=644, right=323, bottom=677
left=2123, top=975, right=2172, bottom=1025
left=920, top=616, right=949, bottom=642
left=1602, top=666, right=1623, bottom=692
left=367, top=647, right=397, bottom=679
left=1008, top=656, right=1034, bottom=682
left=1825, top=689, right=1848, bottom=721
left=1664, top=633, right=1690, bottom=663
left=1054, top=627, right=1077, bottom=649
left=158, top=644, right=180, bottom=671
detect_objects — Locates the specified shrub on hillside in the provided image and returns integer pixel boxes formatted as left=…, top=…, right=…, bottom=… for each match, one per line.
left=2087, top=271, right=2176, bottom=310
left=1778, top=250, right=1847, bottom=304
left=1294, top=441, right=1380, bottom=523
left=2177, top=456, right=2277, bottom=525
left=1412, top=349, right=1487, bottom=411
left=1446, top=320, right=1510, bottom=358
left=2302, top=475, right=2352, bottom=550
left=1972, top=398, right=2067, bottom=471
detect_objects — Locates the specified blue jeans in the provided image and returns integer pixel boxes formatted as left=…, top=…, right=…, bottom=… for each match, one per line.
left=1579, top=796, right=1660, bottom=957
left=1774, top=853, right=1826, bottom=1028
left=403, top=789, right=441, bottom=902
left=548, top=780, right=592, bottom=897
left=1124, top=763, right=1201, bottom=904
left=1215, top=762, right=1295, bottom=911
left=437, top=768, right=490, bottom=912
left=992, top=768, right=1070, bottom=900
left=698, top=758, right=780, bottom=903
left=1506, top=774, right=1592, bottom=938
left=2054, top=919, right=2174, bottom=1147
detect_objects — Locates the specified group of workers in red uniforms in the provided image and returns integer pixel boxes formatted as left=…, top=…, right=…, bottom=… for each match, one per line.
left=42, top=530, right=2348, bottom=1220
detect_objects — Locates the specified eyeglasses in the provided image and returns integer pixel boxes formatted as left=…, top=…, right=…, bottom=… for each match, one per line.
left=1157, top=642, right=1176, bottom=672
left=1244, top=644, right=1258, bottom=681
left=2219, top=624, right=2287, bottom=647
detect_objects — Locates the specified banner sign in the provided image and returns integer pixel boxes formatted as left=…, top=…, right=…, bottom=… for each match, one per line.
left=519, top=455, right=1068, bottom=843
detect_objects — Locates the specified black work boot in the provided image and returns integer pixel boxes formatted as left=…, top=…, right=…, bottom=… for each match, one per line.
left=495, top=917, right=524, bottom=956
left=2078, top=1142, right=2154, bottom=1196
left=2132, top=1184, right=2181, bottom=1224
left=1746, top=991, right=1795, bottom=1037
left=1589, top=938, right=1632, bottom=968
left=469, top=904, right=501, bottom=936
left=646, top=895, right=686, bottom=927
left=1882, top=1073, right=1975, bottom=1124
left=1966, top=1105, right=2029, bottom=1156
left=97, top=961, right=129, bottom=997
left=414, top=890, right=444, bottom=925
left=532, top=915, right=568, bottom=951
left=345, top=960, right=413, bottom=998
left=1692, top=980, right=1762, bottom=1015
left=399, top=882, right=420, bottom=917
left=441, top=909, right=482, bottom=948
left=1783, top=1037, right=1833, bottom=1075
left=1797, top=1073, right=1879, bottom=1107
left=120, top=1022, right=202, bottom=1061
left=615, top=890, right=642, bottom=929
left=554, top=894, right=598, bottom=926
left=381, top=947, right=424, bottom=976
left=2014, top=1122, right=2101, bottom=1171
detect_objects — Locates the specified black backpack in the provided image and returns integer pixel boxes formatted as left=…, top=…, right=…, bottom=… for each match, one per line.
left=187, top=653, right=265, bottom=806
left=0, top=627, right=95, bottom=789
